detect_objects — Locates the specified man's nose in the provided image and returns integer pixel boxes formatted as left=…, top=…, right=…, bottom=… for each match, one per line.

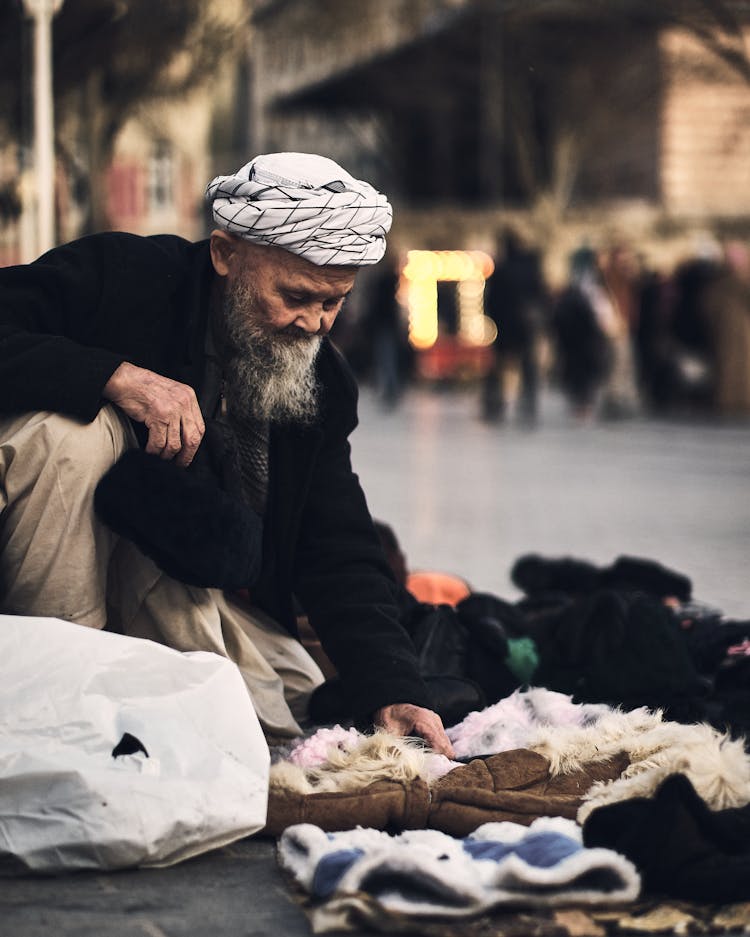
left=294, top=305, right=337, bottom=335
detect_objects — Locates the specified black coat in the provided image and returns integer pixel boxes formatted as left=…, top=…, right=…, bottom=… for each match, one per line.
left=0, top=232, right=430, bottom=719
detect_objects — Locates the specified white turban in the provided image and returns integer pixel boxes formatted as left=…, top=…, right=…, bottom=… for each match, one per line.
left=205, top=152, right=392, bottom=266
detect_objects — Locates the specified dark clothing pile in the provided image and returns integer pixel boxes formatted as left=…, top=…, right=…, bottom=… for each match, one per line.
left=311, top=589, right=532, bottom=728
left=312, top=551, right=749, bottom=735
left=584, top=773, right=750, bottom=904
left=513, top=553, right=750, bottom=733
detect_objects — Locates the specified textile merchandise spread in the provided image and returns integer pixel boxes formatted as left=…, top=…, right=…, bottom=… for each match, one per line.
left=268, top=683, right=750, bottom=917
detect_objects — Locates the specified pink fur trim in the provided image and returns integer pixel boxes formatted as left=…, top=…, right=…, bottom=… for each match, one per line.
left=289, top=725, right=363, bottom=768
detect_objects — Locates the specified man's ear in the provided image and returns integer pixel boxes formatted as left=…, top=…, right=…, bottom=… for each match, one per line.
left=210, top=230, right=241, bottom=277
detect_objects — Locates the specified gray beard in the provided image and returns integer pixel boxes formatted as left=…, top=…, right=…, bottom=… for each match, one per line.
left=220, top=280, right=321, bottom=424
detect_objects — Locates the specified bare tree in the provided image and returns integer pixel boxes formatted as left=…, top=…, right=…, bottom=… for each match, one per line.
left=495, top=0, right=750, bottom=240
left=0, top=0, right=250, bottom=231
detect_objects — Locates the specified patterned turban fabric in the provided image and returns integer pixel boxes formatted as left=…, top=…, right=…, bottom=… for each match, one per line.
left=205, top=152, right=392, bottom=266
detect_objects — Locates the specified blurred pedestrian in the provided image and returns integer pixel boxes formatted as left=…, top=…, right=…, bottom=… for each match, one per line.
left=361, top=255, right=407, bottom=408
left=481, top=229, right=548, bottom=426
left=666, top=251, right=722, bottom=411
left=634, top=261, right=677, bottom=412
left=598, top=244, right=641, bottom=419
left=550, top=245, right=612, bottom=421
left=704, top=241, right=750, bottom=415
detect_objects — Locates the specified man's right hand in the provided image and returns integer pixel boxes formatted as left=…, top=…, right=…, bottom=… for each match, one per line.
left=373, top=703, right=455, bottom=758
left=103, top=362, right=205, bottom=467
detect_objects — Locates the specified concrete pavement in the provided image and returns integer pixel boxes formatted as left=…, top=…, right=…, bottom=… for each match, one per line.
left=1, top=838, right=309, bottom=937
left=354, top=388, right=750, bottom=619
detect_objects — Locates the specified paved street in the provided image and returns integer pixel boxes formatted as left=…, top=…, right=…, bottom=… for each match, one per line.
left=354, top=387, right=750, bottom=619
left=2, top=386, right=749, bottom=936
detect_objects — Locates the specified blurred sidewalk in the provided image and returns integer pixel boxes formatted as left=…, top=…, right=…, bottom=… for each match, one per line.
left=353, top=386, right=750, bottom=619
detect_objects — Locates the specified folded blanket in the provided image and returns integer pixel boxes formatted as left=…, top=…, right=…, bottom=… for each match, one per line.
left=278, top=817, right=640, bottom=919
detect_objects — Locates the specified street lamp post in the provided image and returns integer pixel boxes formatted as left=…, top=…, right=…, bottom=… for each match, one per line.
left=22, top=0, right=64, bottom=257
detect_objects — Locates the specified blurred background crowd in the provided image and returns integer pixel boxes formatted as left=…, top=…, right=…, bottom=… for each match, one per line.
left=2, top=0, right=750, bottom=423
left=342, top=229, right=750, bottom=423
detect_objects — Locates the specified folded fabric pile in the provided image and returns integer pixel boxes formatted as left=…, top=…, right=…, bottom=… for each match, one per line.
left=270, top=686, right=750, bottom=930
left=279, top=817, right=640, bottom=931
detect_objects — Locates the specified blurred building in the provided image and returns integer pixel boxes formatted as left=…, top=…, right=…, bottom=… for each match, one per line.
left=250, top=0, right=750, bottom=276
left=97, top=85, right=237, bottom=244
left=248, top=0, right=750, bottom=380
left=0, top=1, right=252, bottom=265
left=4, top=0, right=749, bottom=273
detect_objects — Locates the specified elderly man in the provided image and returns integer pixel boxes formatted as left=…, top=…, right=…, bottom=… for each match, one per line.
left=0, top=152, right=452, bottom=755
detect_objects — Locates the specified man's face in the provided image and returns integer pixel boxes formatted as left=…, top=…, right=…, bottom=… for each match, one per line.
left=232, top=242, right=357, bottom=339
left=215, top=239, right=357, bottom=424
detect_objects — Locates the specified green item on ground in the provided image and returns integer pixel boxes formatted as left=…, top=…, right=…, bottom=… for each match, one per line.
left=505, top=636, right=539, bottom=683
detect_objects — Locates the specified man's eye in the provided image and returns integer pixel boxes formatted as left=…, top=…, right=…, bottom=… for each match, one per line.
left=284, top=293, right=307, bottom=306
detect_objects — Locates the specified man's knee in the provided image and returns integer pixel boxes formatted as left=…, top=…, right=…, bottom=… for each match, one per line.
left=0, top=407, right=134, bottom=626
left=4, top=406, right=133, bottom=492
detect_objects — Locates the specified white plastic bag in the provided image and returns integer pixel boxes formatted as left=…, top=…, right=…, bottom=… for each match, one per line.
left=0, top=614, right=269, bottom=873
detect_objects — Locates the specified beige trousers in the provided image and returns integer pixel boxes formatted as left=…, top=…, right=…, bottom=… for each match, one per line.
left=0, top=406, right=324, bottom=738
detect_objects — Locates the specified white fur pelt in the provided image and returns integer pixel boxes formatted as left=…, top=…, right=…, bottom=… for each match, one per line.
left=270, top=730, right=430, bottom=795
left=448, top=686, right=611, bottom=757
left=525, top=705, right=750, bottom=822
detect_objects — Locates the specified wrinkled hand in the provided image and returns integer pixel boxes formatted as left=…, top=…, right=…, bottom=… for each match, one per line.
left=373, top=703, right=455, bottom=758
left=103, top=362, right=205, bottom=467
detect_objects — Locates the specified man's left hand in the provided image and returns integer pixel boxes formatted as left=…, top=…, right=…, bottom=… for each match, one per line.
left=373, top=703, right=455, bottom=758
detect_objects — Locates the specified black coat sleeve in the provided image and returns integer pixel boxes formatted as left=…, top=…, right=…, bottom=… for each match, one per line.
left=0, top=235, right=153, bottom=421
left=291, top=355, right=432, bottom=720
